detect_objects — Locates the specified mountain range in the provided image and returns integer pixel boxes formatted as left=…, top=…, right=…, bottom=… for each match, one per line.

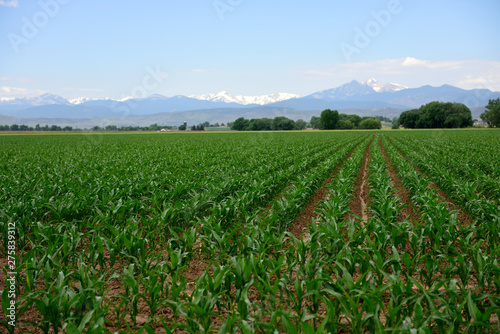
left=0, top=79, right=498, bottom=126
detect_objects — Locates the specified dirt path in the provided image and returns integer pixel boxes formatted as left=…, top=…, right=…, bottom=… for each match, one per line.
left=347, top=136, right=374, bottom=225
left=289, top=143, right=360, bottom=239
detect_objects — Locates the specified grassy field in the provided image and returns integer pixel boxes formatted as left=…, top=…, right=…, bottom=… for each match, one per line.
left=1, top=129, right=499, bottom=333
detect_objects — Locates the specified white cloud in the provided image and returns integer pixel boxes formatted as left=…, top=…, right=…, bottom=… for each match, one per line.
left=401, top=57, right=463, bottom=70
left=402, top=57, right=428, bottom=67
left=0, top=86, right=45, bottom=98
left=0, top=0, right=18, bottom=7
left=0, top=76, right=12, bottom=81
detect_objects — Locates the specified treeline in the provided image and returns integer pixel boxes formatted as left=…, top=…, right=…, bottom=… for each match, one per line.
left=398, top=102, right=473, bottom=129
left=0, top=124, right=74, bottom=131
left=314, top=110, right=383, bottom=130
left=231, top=112, right=387, bottom=131
left=0, top=123, right=173, bottom=132
left=231, top=116, right=306, bottom=131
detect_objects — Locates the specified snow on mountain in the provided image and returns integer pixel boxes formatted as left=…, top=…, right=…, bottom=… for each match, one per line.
left=0, top=93, right=70, bottom=106
left=190, top=91, right=302, bottom=105
left=68, top=96, right=134, bottom=104
left=363, top=78, right=407, bottom=93
left=0, top=97, right=16, bottom=102
left=68, top=97, right=92, bottom=104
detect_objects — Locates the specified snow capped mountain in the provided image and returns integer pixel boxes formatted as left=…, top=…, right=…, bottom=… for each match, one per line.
left=0, top=97, right=16, bottom=102
left=190, top=91, right=302, bottom=105
left=68, top=97, right=92, bottom=104
left=137, top=94, right=167, bottom=101
left=68, top=96, right=133, bottom=104
left=307, top=80, right=376, bottom=100
left=0, top=93, right=70, bottom=106
left=306, top=79, right=408, bottom=101
left=1, top=79, right=405, bottom=108
left=363, top=78, right=407, bottom=93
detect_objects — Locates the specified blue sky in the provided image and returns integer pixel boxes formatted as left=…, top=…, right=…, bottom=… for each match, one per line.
left=1, top=0, right=499, bottom=99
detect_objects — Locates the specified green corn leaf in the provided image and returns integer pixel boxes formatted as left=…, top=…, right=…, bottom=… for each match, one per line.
left=66, top=322, right=81, bottom=334
left=77, top=309, right=95, bottom=331
left=1, top=288, right=11, bottom=316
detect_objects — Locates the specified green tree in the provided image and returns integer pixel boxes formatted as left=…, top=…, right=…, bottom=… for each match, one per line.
left=359, top=118, right=381, bottom=129
left=10, top=124, right=19, bottom=131
left=347, top=115, right=362, bottom=128
left=399, top=109, right=423, bottom=128
left=231, top=117, right=250, bottom=131
left=481, top=98, right=500, bottom=127
left=337, top=120, right=354, bottom=129
left=319, top=109, right=339, bottom=130
left=400, top=102, right=472, bottom=129
left=149, top=124, right=159, bottom=131
left=295, top=119, right=306, bottom=130
left=249, top=118, right=272, bottom=131
left=310, top=116, right=320, bottom=129
left=391, top=118, right=400, bottom=129
left=178, top=124, right=186, bottom=131
left=272, top=116, right=297, bottom=131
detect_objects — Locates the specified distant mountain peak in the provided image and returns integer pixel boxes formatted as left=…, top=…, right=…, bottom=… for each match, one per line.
left=362, top=78, right=407, bottom=92
left=189, top=91, right=302, bottom=105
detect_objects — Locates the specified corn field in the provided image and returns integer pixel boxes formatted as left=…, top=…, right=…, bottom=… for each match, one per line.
left=1, top=130, right=499, bottom=333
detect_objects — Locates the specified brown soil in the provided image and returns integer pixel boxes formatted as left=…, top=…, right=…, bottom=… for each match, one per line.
left=289, top=143, right=360, bottom=239
left=347, top=136, right=374, bottom=224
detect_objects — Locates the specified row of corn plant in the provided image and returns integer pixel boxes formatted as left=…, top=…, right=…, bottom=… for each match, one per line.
left=387, top=130, right=500, bottom=201
left=386, top=133, right=500, bottom=241
left=380, top=134, right=500, bottom=332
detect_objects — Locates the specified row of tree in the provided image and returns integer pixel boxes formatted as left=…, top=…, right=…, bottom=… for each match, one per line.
left=0, top=124, right=174, bottom=132
left=231, top=116, right=306, bottom=131
left=0, top=124, right=74, bottom=131
left=314, top=109, right=382, bottom=130
left=91, top=124, right=172, bottom=131
left=398, top=102, right=473, bottom=129
left=231, top=112, right=384, bottom=131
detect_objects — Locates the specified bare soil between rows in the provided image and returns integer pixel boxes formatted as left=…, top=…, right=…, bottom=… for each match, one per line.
left=378, top=137, right=421, bottom=223
left=346, top=135, right=374, bottom=224
left=289, top=141, right=361, bottom=239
